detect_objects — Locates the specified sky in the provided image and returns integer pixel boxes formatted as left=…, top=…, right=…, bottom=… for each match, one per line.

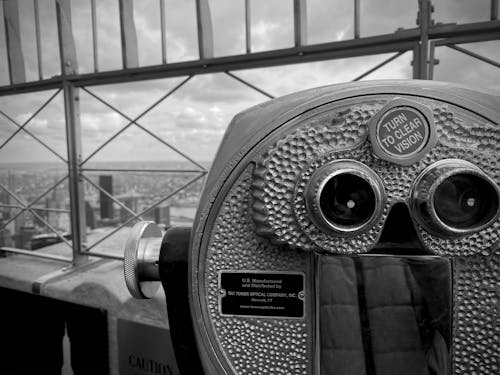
left=0, top=0, right=499, bottom=167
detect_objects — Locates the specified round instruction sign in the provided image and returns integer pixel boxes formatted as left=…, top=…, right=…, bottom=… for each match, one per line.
left=375, top=106, right=430, bottom=158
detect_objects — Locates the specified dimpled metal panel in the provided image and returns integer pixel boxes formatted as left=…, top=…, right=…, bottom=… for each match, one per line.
left=252, top=96, right=500, bottom=257
left=253, top=101, right=387, bottom=253
left=453, top=244, right=500, bottom=375
left=205, top=165, right=311, bottom=375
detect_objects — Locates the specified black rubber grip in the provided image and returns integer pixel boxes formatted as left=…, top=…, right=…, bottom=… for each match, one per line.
left=159, top=226, right=204, bottom=375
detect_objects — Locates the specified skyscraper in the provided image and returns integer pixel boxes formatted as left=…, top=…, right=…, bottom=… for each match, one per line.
left=99, top=175, right=114, bottom=219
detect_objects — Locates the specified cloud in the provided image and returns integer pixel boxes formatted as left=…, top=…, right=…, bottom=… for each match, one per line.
left=175, top=73, right=265, bottom=104
left=433, top=42, right=500, bottom=90
left=1, top=0, right=499, bottom=165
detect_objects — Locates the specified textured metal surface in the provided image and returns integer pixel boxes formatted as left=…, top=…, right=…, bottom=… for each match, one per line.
left=252, top=96, right=500, bottom=257
left=204, top=165, right=311, bottom=375
left=453, top=244, right=500, bottom=375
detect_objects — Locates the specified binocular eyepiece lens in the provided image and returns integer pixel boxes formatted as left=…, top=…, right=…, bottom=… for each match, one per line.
left=319, top=174, right=376, bottom=227
left=306, top=161, right=385, bottom=235
left=411, top=159, right=500, bottom=237
left=433, top=173, right=499, bottom=229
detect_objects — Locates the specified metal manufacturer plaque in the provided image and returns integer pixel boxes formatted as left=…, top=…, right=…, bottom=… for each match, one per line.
left=118, top=319, right=179, bottom=375
left=219, top=271, right=305, bottom=318
left=369, top=98, right=436, bottom=166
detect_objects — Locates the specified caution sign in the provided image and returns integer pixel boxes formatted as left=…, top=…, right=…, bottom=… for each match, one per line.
left=118, top=319, right=179, bottom=375
left=376, top=106, right=429, bottom=158
left=219, top=271, right=305, bottom=318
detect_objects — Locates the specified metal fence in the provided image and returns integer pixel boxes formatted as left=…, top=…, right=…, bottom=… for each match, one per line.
left=0, top=0, right=499, bottom=265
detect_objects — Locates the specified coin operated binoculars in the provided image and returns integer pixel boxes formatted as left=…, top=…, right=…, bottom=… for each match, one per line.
left=124, top=81, right=500, bottom=375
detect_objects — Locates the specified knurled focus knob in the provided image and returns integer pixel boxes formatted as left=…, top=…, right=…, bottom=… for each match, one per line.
left=124, top=221, right=163, bottom=299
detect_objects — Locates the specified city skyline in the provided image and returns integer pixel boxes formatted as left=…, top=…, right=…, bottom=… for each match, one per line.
left=0, top=167, right=203, bottom=250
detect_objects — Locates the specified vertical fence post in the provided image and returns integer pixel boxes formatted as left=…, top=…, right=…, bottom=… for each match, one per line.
left=33, top=0, right=43, bottom=80
left=412, top=43, right=421, bottom=79
left=195, top=0, right=214, bottom=59
left=160, top=0, right=167, bottom=64
left=354, top=0, right=360, bottom=39
left=119, top=0, right=139, bottom=69
left=293, top=0, right=307, bottom=47
left=3, top=0, right=26, bottom=84
left=91, top=0, right=99, bottom=72
left=416, top=0, right=432, bottom=79
left=56, top=0, right=86, bottom=264
left=428, top=41, right=436, bottom=79
left=492, top=0, right=499, bottom=20
left=63, top=83, right=87, bottom=264
left=245, top=0, right=251, bottom=53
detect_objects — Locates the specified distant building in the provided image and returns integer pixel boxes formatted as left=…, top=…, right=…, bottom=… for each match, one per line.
left=0, top=224, right=13, bottom=248
left=0, top=190, right=9, bottom=205
left=99, top=175, right=114, bottom=219
left=14, top=225, right=37, bottom=249
left=14, top=211, right=26, bottom=235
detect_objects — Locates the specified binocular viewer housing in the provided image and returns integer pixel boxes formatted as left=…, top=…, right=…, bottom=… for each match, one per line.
left=303, top=157, right=499, bottom=239
left=124, top=81, right=499, bottom=375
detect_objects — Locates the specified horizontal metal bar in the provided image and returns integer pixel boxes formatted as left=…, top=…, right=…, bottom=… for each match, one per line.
left=0, top=20, right=498, bottom=95
left=0, top=30, right=419, bottom=95
left=81, top=250, right=124, bottom=261
left=447, top=44, right=500, bottom=68
left=81, top=168, right=205, bottom=173
left=69, top=36, right=417, bottom=87
left=0, top=77, right=62, bottom=96
left=0, top=204, right=70, bottom=213
left=32, top=207, right=70, bottom=213
left=429, top=20, right=500, bottom=40
left=434, top=30, right=500, bottom=46
left=0, top=247, right=72, bottom=263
